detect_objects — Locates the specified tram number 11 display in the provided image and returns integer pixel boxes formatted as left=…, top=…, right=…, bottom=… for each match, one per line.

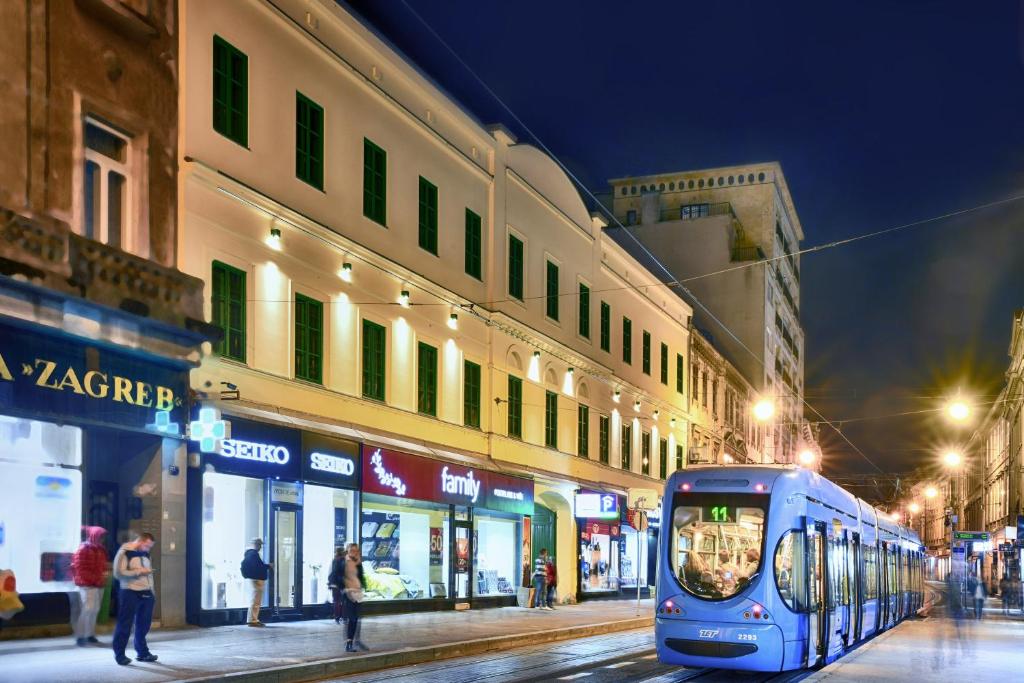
left=704, top=506, right=735, bottom=523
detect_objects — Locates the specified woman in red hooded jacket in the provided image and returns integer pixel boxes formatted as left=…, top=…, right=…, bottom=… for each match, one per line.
left=70, top=526, right=108, bottom=646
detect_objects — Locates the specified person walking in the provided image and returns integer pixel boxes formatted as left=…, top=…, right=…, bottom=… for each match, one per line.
left=532, top=549, right=549, bottom=609
left=1000, top=576, right=1011, bottom=615
left=341, top=543, right=367, bottom=652
left=973, top=577, right=987, bottom=619
left=545, top=555, right=558, bottom=609
left=111, top=532, right=157, bottom=666
left=240, top=538, right=272, bottom=627
left=328, top=547, right=346, bottom=624
left=70, top=526, right=108, bottom=646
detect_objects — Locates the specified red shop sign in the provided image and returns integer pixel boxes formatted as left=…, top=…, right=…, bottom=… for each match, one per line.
left=362, top=446, right=535, bottom=514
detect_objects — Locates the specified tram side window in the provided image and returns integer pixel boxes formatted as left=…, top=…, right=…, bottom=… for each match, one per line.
left=774, top=530, right=807, bottom=611
left=863, top=545, right=878, bottom=600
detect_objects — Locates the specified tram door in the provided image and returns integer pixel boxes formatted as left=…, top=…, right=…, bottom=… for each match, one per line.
left=805, top=520, right=828, bottom=668
left=879, top=542, right=891, bottom=629
left=851, top=533, right=863, bottom=643
left=841, top=531, right=854, bottom=645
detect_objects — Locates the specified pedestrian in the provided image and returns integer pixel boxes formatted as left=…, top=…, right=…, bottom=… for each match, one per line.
left=532, top=549, right=549, bottom=609
left=70, top=526, right=108, bottom=646
left=341, top=543, right=368, bottom=652
left=1000, top=576, right=1010, bottom=615
left=545, top=555, right=557, bottom=609
left=240, top=538, right=272, bottom=627
left=973, top=577, right=987, bottom=619
left=111, top=531, right=157, bottom=666
left=328, top=547, right=346, bottom=624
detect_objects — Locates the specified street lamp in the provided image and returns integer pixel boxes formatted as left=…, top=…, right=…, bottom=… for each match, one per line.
left=924, top=486, right=938, bottom=499
left=797, top=449, right=816, bottom=467
left=909, top=502, right=921, bottom=514
left=753, top=399, right=774, bottom=422
left=943, top=450, right=962, bottom=469
left=946, top=399, right=969, bottom=422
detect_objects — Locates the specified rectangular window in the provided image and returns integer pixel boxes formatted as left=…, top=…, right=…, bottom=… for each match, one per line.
left=545, top=390, right=558, bottom=448
left=577, top=404, right=589, bottom=457
left=508, top=234, right=524, bottom=300
left=578, top=283, right=590, bottom=338
left=83, top=119, right=131, bottom=249
left=621, top=423, right=632, bottom=470
left=599, top=415, right=610, bottom=464
left=463, top=360, right=481, bottom=429
left=212, top=35, right=247, bottom=146
left=211, top=261, right=246, bottom=362
left=642, top=331, right=652, bottom=375
left=712, top=380, right=718, bottom=417
left=418, top=176, right=438, bottom=255
left=659, top=438, right=668, bottom=479
left=507, top=376, right=522, bottom=438
left=641, top=431, right=651, bottom=475
left=691, top=364, right=698, bottom=403
left=660, top=343, right=669, bottom=385
left=676, top=354, right=684, bottom=394
left=294, top=294, right=323, bottom=383
left=361, top=319, right=386, bottom=401
left=622, top=317, right=632, bottom=364
left=363, top=138, right=387, bottom=226
left=416, top=342, right=438, bottom=416
left=600, top=301, right=611, bottom=352
left=545, top=261, right=559, bottom=320
left=702, top=373, right=708, bottom=408
left=676, top=444, right=684, bottom=471
left=295, top=92, right=323, bottom=190
left=464, top=209, right=482, bottom=280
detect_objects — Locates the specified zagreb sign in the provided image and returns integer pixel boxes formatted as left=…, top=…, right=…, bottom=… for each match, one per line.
left=0, top=316, right=188, bottom=433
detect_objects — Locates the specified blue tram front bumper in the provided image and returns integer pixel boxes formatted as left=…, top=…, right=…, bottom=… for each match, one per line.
left=656, top=618, right=786, bottom=672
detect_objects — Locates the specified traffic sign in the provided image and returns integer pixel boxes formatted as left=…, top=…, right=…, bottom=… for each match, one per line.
left=953, top=531, right=989, bottom=542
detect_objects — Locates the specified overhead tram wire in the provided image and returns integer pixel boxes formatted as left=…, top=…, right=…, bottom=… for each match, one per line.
left=397, top=0, right=884, bottom=474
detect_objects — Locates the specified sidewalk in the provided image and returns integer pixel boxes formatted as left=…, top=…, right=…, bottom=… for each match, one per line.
left=0, top=599, right=653, bottom=683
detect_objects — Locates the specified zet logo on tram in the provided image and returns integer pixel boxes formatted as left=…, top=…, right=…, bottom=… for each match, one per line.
left=698, top=629, right=720, bottom=639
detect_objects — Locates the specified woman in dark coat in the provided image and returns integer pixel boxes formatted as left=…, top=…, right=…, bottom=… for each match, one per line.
left=328, top=547, right=346, bottom=624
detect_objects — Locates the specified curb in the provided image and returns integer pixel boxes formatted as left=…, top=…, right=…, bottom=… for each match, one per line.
left=182, top=615, right=653, bottom=683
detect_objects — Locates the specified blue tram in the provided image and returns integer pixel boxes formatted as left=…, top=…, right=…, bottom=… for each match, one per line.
left=655, top=465, right=924, bottom=672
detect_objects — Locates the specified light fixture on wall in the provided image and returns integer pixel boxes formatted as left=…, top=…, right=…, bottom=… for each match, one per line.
left=613, top=390, right=621, bottom=403
left=653, top=409, right=660, bottom=421
left=399, top=290, right=411, bottom=308
left=567, top=367, right=574, bottom=375
left=448, top=313, right=458, bottom=330
left=266, top=227, right=282, bottom=250
left=533, top=351, right=541, bottom=359
left=339, top=262, right=353, bottom=283
left=634, top=400, right=641, bottom=412
left=670, top=417, right=677, bottom=428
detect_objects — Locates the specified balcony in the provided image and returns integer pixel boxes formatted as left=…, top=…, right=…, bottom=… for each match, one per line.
left=0, top=205, right=205, bottom=331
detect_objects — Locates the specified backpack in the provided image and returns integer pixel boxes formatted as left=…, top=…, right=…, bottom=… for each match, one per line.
left=240, top=550, right=261, bottom=579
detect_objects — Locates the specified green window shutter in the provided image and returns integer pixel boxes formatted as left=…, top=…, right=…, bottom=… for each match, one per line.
left=213, top=36, right=247, bottom=147
left=463, top=360, right=481, bottom=428
left=507, top=375, right=522, bottom=438
left=578, top=283, right=590, bottom=338
left=361, top=319, right=386, bottom=401
left=641, top=431, right=651, bottom=475
left=577, top=404, right=589, bottom=457
left=642, top=331, right=651, bottom=375
left=295, top=92, right=324, bottom=190
left=600, top=302, right=611, bottom=352
left=676, top=353, right=684, bottom=393
left=508, top=235, right=524, bottom=300
left=544, top=390, right=558, bottom=448
left=417, top=342, right=438, bottom=416
left=294, top=293, right=323, bottom=383
left=660, top=343, right=669, bottom=385
left=598, top=415, right=610, bottom=464
left=464, top=209, right=482, bottom=280
left=545, top=261, right=559, bottom=320
left=622, top=317, right=632, bottom=364
left=659, top=438, right=668, bottom=479
left=211, top=260, right=246, bottom=362
left=621, top=424, right=632, bottom=470
left=676, top=444, right=684, bottom=471
left=363, top=138, right=387, bottom=226
left=418, top=177, right=438, bottom=255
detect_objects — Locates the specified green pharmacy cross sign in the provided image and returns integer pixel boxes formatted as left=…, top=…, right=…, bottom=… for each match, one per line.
left=189, top=406, right=231, bottom=453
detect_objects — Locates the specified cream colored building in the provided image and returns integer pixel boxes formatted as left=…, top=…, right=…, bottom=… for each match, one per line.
left=178, top=0, right=692, bottom=619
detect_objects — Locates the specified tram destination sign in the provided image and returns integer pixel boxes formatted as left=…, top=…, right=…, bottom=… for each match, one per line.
left=952, top=531, right=990, bottom=542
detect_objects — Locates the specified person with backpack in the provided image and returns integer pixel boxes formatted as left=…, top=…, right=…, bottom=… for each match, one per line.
left=545, top=555, right=558, bottom=609
left=341, top=543, right=368, bottom=652
left=70, top=526, right=109, bottom=646
left=240, top=538, right=272, bottom=627
left=327, top=547, right=346, bottom=624
left=111, top=532, right=157, bottom=666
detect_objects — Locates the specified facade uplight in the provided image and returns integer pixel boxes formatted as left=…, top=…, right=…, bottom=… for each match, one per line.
left=653, top=409, right=660, bottom=421
left=339, top=262, right=353, bottom=282
left=613, top=390, right=621, bottom=403
left=266, top=227, right=282, bottom=250
left=447, top=313, right=458, bottom=330
left=634, top=400, right=641, bottom=412
left=399, top=290, right=410, bottom=308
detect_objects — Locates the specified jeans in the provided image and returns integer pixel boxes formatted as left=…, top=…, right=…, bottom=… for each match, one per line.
left=532, top=577, right=547, bottom=607
left=247, top=579, right=265, bottom=624
left=546, top=584, right=556, bottom=608
left=74, top=586, right=103, bottom=639
left=343, top=593, right=361, bottom=642
left=331, top=587, right=344, bottom=621
left=112, top=589, right=154, bottom=659
left=974, top=598, right=984, bottom=619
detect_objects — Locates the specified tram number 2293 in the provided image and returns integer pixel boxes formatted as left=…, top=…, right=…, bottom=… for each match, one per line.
left=737, top=633, right=758, bottom=642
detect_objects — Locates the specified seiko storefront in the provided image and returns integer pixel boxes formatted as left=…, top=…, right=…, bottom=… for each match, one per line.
left=185, top=415, right=361, bottom=626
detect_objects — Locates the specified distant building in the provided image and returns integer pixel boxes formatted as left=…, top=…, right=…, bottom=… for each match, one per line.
left=606, top=164, right=806, bottom=463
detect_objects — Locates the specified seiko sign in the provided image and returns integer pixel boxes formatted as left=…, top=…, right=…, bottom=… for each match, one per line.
left=310, top=451, right=355, bottom=476
left=220, top=439, right=290, bottom=465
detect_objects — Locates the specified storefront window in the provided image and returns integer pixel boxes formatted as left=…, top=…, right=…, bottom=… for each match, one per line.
left=201, top=472, right=264, bottom=609
left=620, top=525, right=649, bottom=589
left=580, top=521, right=621, bottom=592
left=474, top=513, right=518, bottom=596
left=360, top=495, right=449, bottom=601
left=302, top=484, right=356, bottom=605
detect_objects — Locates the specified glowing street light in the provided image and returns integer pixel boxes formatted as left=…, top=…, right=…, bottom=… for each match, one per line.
left=798, top=449, right=816, bottom=467
left=947, top=400, right=969, bottom=422
left=943, top=451, right=962, bottom=469
left=908, top=502, right=921, bottom=514
left=753, top=399, right=775, bottom=422
left=924, top=486, right=938, bottom=499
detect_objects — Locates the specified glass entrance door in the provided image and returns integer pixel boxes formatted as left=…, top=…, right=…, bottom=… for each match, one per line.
left=454, top=521, right=472, bottom=600
left=273, top=506, right=298, bottom=610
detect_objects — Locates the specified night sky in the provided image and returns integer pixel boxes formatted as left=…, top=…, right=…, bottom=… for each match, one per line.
left=344, top=1, right=1024, bottom=497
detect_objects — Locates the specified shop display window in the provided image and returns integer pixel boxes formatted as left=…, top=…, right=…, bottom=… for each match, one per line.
left=474, top=513, right=518, bottom=596
left=302, top=484, right=356, bottom=605
left=580, top=521, right=621, bottom=592
left=201, top=473, right=264, bottom=609
left=620, top=526, right=649, bottom=589
left=360, top=496, right=449, bottom=601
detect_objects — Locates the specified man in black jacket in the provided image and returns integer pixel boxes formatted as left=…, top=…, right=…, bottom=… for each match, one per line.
left=240, top=538, right=272, bottom=627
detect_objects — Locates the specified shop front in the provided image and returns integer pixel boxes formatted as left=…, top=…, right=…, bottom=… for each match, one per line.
left=575, top=490, right=623, bottom=599
left=186, top=416, right=360, bottom=626
left=359, top=447, right=533, bottom=612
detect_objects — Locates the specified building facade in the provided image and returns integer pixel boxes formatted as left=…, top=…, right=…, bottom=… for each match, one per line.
left=0, top=0, right=210, bottom=630
left=605, top=164, right=806, bottom=463
left=177, top=0, right=694, bottom=623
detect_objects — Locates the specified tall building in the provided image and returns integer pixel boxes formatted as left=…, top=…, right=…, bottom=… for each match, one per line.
left=0, top=0, right=210, bottom=629
left=606, top=164, right=806, bottom=463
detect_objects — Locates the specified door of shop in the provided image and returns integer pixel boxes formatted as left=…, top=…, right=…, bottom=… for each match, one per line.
left=532, top=504, right=556, bottom=579
left=271, top=503, right=302, bottom=618
left=454, top=519, right=473, bottom=603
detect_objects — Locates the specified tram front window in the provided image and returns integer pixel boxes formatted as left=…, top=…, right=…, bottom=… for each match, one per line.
left=671, top=493, right=767, bottom=600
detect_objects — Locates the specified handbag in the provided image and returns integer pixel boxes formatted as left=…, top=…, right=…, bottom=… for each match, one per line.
left=345, top=587, right=365, bottom=603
